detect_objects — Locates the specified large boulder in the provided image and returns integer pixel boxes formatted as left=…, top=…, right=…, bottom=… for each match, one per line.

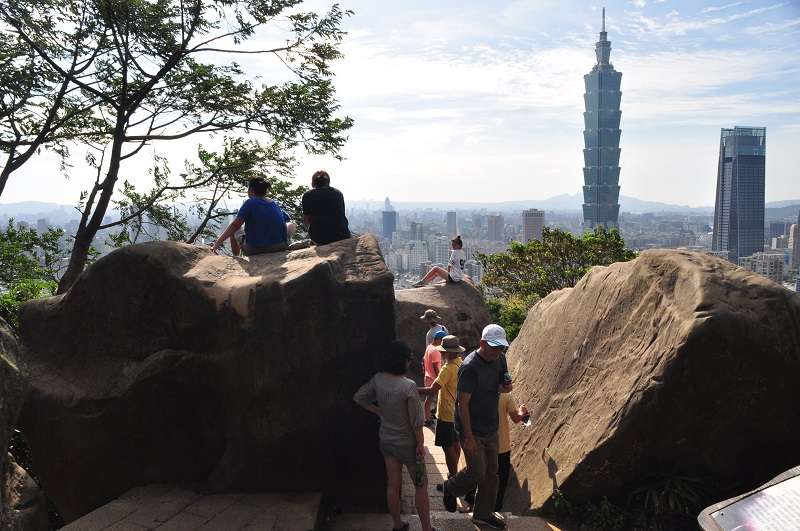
left=504, top=250, right=800, bottom=513
left=0, top=319, right=46, bottom=530
left=395, top=282, right=491, bottom=383
left=18, top=235, right=395, bottom=521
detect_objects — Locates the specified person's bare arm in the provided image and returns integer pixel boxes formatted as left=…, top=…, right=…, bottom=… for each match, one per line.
left=418, top=382, right=441, bottom=396
left=303, top=214, right=312, bottom=227
left=458, top=391, right=476, bottom=454
left=212, top=218, right=244, bottom=252
left=432, top=359, right=441, bottom=378
left=509, top=405, right=526, bottom=423
left=353, top=378, right=380, bottom=417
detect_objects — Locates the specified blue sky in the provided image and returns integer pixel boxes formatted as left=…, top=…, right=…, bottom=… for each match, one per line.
left=3, top=0, right=799, bottom=207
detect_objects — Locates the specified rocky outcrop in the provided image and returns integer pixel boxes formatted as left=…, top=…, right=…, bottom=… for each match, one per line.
left=0, top=319, right=46, bottom=530
left=18, top=236, right=395, bottom=521
left=504, top=250, right=800, bottom=512
left=395, top=282, right=491, bottom=383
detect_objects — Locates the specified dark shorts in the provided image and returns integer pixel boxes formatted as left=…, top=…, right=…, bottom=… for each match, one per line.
left=435, top=420, right=458, bottom=448
left=447, top=274, right=461, bottom=283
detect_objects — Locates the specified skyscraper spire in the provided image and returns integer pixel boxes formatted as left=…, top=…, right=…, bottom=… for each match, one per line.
left=602, top=7, right=606, bottom=33
left=596, top=8, right=611, bottom=65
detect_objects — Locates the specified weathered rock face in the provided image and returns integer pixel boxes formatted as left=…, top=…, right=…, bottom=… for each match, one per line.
left=504, top=250, right=800, bottom=513
left=19, top=236, right=395, bottom=521
left=0, top=319, right=46, bottom=530
left=395, top=282, right=491, bottom=383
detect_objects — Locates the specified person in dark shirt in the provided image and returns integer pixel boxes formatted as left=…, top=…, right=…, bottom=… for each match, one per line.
left=301, top=170, right=351, bottom=246
left=441, top=324, right=512, bottom=530
left=212, top=177, right=296, bottom=256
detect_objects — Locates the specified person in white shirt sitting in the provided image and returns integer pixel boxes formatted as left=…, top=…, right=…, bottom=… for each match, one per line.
left=414, top=236, right=467, bottom=287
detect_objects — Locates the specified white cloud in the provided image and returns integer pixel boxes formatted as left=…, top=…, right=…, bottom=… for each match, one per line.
left=628, top=2, right=788, bottom=37
left=699, top=2, right=744, bottom=15
left=745, top=16, right=800, bottom=35
left=630, top=0, right=647, bottom=7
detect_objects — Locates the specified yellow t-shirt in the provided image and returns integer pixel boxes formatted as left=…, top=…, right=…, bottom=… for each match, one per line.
left=433, top=356, right=462, bottom=423
left=498, top=392, right=517, bottom=454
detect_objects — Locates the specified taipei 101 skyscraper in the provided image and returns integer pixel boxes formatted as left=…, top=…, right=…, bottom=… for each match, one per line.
left=582, top=8, right=622, bottom=231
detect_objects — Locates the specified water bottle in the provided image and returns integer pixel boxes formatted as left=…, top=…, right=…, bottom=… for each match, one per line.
left=414, top=449, right=426, bottom=487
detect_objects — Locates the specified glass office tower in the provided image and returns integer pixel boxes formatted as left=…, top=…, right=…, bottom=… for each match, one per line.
left=582, top=9, right=622, bottom=231
left=712, top=127, right=766, bottom=263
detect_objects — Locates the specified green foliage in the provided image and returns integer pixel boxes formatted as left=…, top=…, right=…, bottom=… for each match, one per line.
left=487, top=295, right=532, bottom=343
left=0, top=220, right=66, bottom=329
left=479, top=227, right=637, bottom=303
left=628, top=474, right=708, bottom=517
left=552, top=490, right=627, bottom=531
left=0, top=278, right=56, bottom=330
left=478, top=228, right=636, bottom=338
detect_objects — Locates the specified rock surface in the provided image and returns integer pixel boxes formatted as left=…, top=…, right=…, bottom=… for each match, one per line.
left=504, top=250, right=800, bottom=512
left=18, top=236, right=395, bottom=521
left=395, top=282, right=491, bottom=383
left=0, top=318, right=46, bottom=530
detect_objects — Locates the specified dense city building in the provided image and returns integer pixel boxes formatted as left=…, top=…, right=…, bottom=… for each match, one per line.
left=409, top=221, right=424, bottom=241
left=582, top=8, right=622, bottom=231
left=382, top=210, right=398, bottom=239
left=446, top=211, right=458, bottom=236
left=791, top=221, right=800, bottom=270
left=487, top=214, right=504, bottom=242
left=522, top=209, right=544, bottom=242
left=770, top=222, right=787, bottom=239
left=739, top=252, right=784, bottom=284
left=711, top=126, right=766, bottom=263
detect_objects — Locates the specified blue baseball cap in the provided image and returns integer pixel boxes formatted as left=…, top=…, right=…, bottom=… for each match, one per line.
left=433, top=330, right=447, bottom=340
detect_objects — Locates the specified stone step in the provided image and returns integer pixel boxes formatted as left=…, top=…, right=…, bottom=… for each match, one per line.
left=61, top=485, right=322, bottom=531
left=327, top=511, right=561, bottom=530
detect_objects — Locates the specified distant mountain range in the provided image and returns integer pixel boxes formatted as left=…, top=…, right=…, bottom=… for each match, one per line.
left=2, top=195, right=799, bottom=224
left=353, top=194, right=800, bottom=216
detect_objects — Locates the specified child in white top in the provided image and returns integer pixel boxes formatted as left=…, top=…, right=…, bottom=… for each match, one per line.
left=414, top=236, right=468, bottom=287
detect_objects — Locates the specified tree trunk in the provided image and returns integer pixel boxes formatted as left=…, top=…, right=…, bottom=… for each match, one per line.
left=57, top=124, right=126, bottom=294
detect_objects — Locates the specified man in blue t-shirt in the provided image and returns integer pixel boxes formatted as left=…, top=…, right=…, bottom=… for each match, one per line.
left=212, top=177, right=296, bottom=256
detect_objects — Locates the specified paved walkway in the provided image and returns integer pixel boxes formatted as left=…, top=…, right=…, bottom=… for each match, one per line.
left=62, top=487, right=321, bottom=531
left=329, top=425, right=561, bottom=530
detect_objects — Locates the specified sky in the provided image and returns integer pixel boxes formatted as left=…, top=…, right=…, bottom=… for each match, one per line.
left=2, top=0, right=799, bottom=207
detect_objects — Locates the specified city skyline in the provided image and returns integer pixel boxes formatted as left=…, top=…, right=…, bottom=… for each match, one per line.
left=0, top=1, right=798, bottom=209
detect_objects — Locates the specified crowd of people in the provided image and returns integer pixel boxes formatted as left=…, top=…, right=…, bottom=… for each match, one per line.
left=354, top=317, right=529, bottom=531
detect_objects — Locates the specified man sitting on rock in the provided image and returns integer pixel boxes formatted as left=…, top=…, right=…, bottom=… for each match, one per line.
left=301, top=170, right=351, bottom=246
left=212, top=177, right=296, bottom=256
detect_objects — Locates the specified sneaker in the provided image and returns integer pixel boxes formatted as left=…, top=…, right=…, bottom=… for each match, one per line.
left=457, top=496, right=472, bottom=513
left=442, top=481, right=457, bottom=512
left=472, top=513, right=506, bottom=529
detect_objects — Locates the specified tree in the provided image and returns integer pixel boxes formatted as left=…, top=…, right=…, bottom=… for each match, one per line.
left=0, top=4, right=106, bottom=197
left=0, top=0, right=353, bottom=293
left=105, top=136, right=306, bottom=247
left=478, top=227, right=637, bottom=340
left=0, top=220, right=69, bottom=329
